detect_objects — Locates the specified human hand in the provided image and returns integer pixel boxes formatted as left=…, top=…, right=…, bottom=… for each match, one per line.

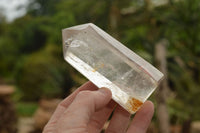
left=43, top=81, right=154, bottom=133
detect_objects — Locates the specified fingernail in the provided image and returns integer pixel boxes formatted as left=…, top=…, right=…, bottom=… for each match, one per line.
left=99, top=87, right=110, bottom=95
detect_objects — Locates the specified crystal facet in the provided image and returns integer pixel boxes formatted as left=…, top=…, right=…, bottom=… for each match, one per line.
left=62, top=23, right=164, bottom=114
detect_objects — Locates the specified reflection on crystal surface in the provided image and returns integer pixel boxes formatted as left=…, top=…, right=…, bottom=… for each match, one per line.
left=62, top=23, right=163, bottom=114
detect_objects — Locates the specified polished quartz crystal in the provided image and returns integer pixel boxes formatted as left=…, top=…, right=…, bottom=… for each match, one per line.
left=62, top=23, right=164, bottom=114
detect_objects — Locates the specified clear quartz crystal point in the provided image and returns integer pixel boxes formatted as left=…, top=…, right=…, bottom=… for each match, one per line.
left=62, top=23, right=164, bottom=114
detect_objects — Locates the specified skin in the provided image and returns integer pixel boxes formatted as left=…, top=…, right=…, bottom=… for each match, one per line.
left=43, top=81, right=154, bottom=133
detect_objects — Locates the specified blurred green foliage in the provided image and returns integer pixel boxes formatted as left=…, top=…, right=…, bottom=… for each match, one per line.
left=0, top=0, right=200, bottom=125
left=16, top=102, right=38, bottom=116
left=15, top=44, right=73, bottom=100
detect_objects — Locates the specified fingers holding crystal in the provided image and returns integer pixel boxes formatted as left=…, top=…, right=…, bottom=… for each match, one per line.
left=127, top=101, right=154, bottom=133
left=46, top=81, right=98, bottom=124
left=88, top=100, right=116, bottom=132
left=105, top=105, right=130, bottom=133
left=63, top=88, right=112, bottom=124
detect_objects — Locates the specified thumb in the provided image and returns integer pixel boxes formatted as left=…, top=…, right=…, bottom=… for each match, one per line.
left=65, top=88, right=112, bottom=122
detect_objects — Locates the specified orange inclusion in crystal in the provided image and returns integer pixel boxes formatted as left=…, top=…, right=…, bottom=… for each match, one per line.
left=127, top=97, right=143, bottom=113
left=92, top=63, right=104, bottom=72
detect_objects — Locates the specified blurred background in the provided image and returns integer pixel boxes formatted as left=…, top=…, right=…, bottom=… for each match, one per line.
left=0, top=0, right=200, bottom=133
